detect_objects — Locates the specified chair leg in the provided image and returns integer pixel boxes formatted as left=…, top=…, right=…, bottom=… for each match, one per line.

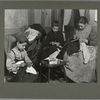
left=48, top=67, right=50, bottom=83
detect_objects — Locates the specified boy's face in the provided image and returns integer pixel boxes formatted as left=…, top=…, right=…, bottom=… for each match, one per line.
left=17, top=42, right=27, bottom=51
left=52, top=26, right=59, bottom=32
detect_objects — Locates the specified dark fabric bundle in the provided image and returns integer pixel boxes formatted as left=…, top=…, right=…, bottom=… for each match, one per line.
left=65, top=39, right=80, bottom=56
left=57, top=39, right=80, bottom=59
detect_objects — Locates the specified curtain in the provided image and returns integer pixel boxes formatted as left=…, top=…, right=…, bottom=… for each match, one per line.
left=64, top=9, right=80, bottom=42
left=84, top=10, right=90, bottom=23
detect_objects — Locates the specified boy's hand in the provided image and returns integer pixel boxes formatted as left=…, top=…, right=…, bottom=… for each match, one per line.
left=20, top=62, right=26, bottom=67
left=16, top=61, right=26, bottom=67
left=26, top=62, right=33, bottom=67
left=17, top=62, right=26, bottom=67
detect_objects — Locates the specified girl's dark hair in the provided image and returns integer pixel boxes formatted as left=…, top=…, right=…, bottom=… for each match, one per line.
left=78, top=16, right=88, bottom=24
left=53, top=20, right=59, bottom=27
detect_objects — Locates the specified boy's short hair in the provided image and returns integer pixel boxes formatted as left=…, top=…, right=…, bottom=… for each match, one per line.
left=53, top=20, right=59, bottom=27
left=15, top=33, right=28, bottom=43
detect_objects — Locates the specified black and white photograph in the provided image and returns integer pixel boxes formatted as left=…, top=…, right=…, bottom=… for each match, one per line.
left=4, top=9, right=97, bottom=83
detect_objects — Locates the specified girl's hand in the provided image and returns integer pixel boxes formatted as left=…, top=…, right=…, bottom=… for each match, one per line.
left=54, top=42, right=60, bottom=46
left=50, top=42, right=60, bottom=46
left=50, top=42, right=55, bottom=45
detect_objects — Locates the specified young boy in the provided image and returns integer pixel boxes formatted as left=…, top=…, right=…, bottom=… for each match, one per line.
left=6, top=34, right=37, bottom=82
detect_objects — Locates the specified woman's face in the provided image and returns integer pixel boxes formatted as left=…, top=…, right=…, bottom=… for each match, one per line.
left=78, top=23, right=86, bottom=30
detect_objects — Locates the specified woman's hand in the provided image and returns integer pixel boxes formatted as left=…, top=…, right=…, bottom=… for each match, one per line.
left=73, top=35, right=77, bottom=39
left=84, top=39, right=88, bottom=43
left=80, top=39, right=88, bottom=43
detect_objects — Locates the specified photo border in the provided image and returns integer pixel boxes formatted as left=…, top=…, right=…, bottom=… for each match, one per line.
left=0, top=1, right=100, bottom=99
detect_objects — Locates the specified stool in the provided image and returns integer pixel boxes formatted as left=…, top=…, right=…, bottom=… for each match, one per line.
left=41, top=60, right=66, bottom=82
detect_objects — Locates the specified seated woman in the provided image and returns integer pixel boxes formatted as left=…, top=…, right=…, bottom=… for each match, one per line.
left=74, top=16, right=93, bottom=64
left=6, top=33, right=38, bottom=82
left=24, top=24, right=46, bottom=67
left=63, top=16, right=97, bottom=83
